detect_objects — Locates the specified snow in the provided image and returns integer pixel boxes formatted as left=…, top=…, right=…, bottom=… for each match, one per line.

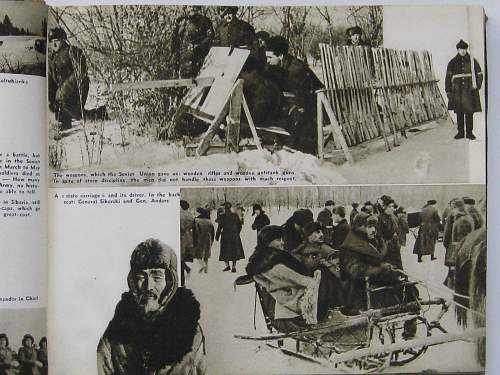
left=184, top=206, right=483, bottom=374
left=51, top=117, right=483, bottom=186
left=0, top=36, right=45, bottom=67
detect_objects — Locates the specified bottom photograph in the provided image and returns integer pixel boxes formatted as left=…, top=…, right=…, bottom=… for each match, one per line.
left=179, top=184, right=486, bottom=374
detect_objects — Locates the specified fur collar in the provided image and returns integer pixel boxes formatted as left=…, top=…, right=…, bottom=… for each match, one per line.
left=340, top=228, right=383, bottom=261
left=104, top=287, right=200, bottom=371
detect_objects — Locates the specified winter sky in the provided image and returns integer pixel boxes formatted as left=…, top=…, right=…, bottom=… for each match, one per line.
left=0, top=1, right=47, bottom=36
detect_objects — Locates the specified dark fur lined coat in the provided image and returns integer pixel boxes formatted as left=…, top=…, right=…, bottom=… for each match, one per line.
left=97, top=288, right=206, bottom=375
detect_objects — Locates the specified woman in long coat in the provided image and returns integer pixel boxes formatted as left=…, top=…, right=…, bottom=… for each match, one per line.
left=194, top=208, right=215, bottom=273
left=216, top=202, right=245, bottom=272
left=413, top=201, right=441, bottom=262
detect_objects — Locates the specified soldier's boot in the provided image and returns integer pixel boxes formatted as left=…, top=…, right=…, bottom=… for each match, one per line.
left=454, top=112, right=465, bottom=139
left=465, top=113, right=475, bottom=140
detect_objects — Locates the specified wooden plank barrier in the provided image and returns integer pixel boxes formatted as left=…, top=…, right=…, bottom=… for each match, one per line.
left=319, top=44, right=448, bottom=156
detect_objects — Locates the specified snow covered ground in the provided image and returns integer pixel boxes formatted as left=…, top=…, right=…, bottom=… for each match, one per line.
left=51, top=116, right=483, bottom=186
left=0, top=36, right=45, bottom=75
left=184, top=206, right=483, bottom=374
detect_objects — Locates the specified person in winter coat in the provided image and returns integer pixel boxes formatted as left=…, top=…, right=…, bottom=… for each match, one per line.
left=445, top=39, right=483, bottom=140
left=349, top=203, right=360, bottom=225
left=395, top=206, right=409, bottom=247
left=215, top=202, right=245, bottom=272
left=316, top=200, right=335, bottom=244
left=345, top=26, right=371, bottom=47
left=180, top=200, right=195, bottom=285
left=251, top=204, right=270, bottom=236
left=193, top=208, right=215, bottom=274
left=443, top=199, right=474, bottom=289
left=36, top=338, right=47, bottom=375
left=18, top=334, right=43, bottom=375
left=97, top=239, right=206, bottom=375
left=413, top=200, right=441, bottom=262
left=171, top=5, right=214, bottom=78
left=282, top=208, right=314, bottom=252
left=265, top=36, right=324, bottom=154
left=463, top=197, right=484, bottom=230
left=246, top=225, right=343, bottom=327
left=331, top=206, right=351, bottom=249
left=0, top=333, right=19, bottom=375
left=376, top=195, right=403, bottom=270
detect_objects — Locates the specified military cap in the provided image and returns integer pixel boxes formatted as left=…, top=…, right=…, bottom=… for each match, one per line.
left=427, top=199, right=437, bottom=205
left=48, top=27, right=67, bottom=41
left=463, top=197, right=476, bottom=205
left=266, top=35, right=289, bottom=56
left=346, top=26, right=363, bottom=36
left=456, top=39, right=469, bottom=49
left=325, top=199, right=335, bottom=207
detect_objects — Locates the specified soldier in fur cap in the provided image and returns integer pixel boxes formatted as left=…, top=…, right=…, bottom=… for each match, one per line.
left=376, top=196, right=403, bottom=269
left=282, top=208, right=314, bottom=252
left=97, top=239, right=206, bottom=375
left=445, top=39, right=483, bottom=140
left=345, top=26, right=370, bottom=47
left=251, top=203, right=270, bottom=236
left=413, top=199, right=441, bottom=262
left=0, top=333, right=19, bottom=375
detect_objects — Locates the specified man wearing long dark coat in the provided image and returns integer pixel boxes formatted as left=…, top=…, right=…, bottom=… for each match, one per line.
left=413, top=200, right=441, bottom=262
left=251, top=204, right=270, bottom=236
left=215, top=202, right=245, bottom=272
left=445, top=39, right=483, bottom=140
left=376, top=196, right=403, bottom=270
left=193, top=208, right=215, bottom=273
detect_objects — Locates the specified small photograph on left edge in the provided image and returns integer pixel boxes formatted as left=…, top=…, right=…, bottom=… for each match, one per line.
left=0, top=308, right=48, bottom=375
left=0, top=1, right=47, bottom=77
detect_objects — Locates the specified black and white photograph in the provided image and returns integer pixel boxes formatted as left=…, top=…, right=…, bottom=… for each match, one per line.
left=0, top=2, right=47, bottom=77
left=0, top=308, right=48, bottom=375
left=180, top=184, right=486, bottom=374
left=47, top=5, right=486, bottom=186
left=48, top=187, right=181, bottom=375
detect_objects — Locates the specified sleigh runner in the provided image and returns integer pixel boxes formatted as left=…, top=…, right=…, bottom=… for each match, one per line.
left=234, top=272, right=485, bottom=374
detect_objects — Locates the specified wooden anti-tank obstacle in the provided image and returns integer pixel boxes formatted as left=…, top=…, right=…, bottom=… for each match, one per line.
left=318, top=44, right=448, bottom=160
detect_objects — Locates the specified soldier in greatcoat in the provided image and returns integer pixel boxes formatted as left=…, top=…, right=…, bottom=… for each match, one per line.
left=413, top=200, right=441, bottom=262
left=215, top=202, right=245, bottom=273
left=445, top=39, right=483, bottom=140
left=172, top=5, right=214, bottom=78
left=193, top=208, right=215, bottom=273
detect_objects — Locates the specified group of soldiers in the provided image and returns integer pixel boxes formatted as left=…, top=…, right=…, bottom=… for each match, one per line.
left=0, top=334, right=47, bottom=375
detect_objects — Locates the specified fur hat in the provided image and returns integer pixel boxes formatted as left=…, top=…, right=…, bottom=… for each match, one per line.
left=456, top=39, right=469, bottom=49
left=22, top=334, right=34, bottom=346
left=352, top=212, right=371, bottom=228
left=303, top=221, right=322, bottom=238
left=49, top=27, right=67, bottom=41
left=257, top=225, right=283, bottom=247
left=180, top=200, right=189, bottom=210
left=463, top=197, right=476, bottom=205
left=266, top=35, right=289, bottom=56
left=252, top=203, right=262, bottom=216
left=379, top=195, right=395, bottom=206
left=292, top=208, right=313, bottom=227
left=128, top=239, right=178, bottom=307
left=0, top=333, right=9, bottom=347
left=256, top=30, right=270, bottom=41
left=346, top=26, right=363, bottom=36
left=325, top=199, right=335, bottom=207
left=427, top=199, right=437, bottom=205
left=220, top=6, right=238, bottom=16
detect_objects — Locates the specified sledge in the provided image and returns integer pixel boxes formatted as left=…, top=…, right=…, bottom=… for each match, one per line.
left=234, top=271, right=485, bottom=373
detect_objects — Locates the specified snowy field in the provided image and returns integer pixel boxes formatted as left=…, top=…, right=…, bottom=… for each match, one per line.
left=184, top=206, right=483, bottom=374
left=50, top=116, right=483, bottom=185
left=0, top=35, right=45, bottom=75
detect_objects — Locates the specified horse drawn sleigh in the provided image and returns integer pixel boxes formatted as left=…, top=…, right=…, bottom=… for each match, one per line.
left=234, top=269, right=485, bottom=373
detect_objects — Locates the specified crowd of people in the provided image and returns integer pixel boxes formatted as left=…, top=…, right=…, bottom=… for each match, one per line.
left=180, top=193, right=485, bottom=328
left=0, top=334, right=47, bottom=375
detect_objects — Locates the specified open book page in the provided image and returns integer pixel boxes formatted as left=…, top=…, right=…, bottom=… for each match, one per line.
left=0, top=1, right=49, bottom=373
left=44, top=3, right=488, bottom=375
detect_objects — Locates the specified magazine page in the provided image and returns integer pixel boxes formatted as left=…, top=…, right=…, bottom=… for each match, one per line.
left=0, top=1, right=49, bottom=373
left=44, top=3, right=489, bottom=375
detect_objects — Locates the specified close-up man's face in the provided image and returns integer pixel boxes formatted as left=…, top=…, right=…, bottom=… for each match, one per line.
left=50, top=39, right=63, bottom=53
left=0, top=338, right=7, bottom=348
left=366, top=224, right=377, bottom=239
left=266, top=51, right=281, bottom=66
left=269, top=237, right=284, bottom=250
left=458, top=48, right=467, bottom=56
left=308, top=229, right=323, bottom=243
left=134, top=268, right=168, bottom=314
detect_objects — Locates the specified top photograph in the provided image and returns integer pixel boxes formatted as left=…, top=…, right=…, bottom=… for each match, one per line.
left=47, top=5, right=486, bottom=187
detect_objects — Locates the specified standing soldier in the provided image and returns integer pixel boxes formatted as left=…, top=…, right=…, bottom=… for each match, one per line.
left=317, top=200, right=335, bottom=244
left=265, top=36, right=324, bottom=154
left=180, top=200, right=195, bottom=285
left=213, top=6, right=260, bottom=61
left=445, top=39, right=483, bottom=140
left=349, top=203, right=360, bottom=225
left=463, top=197, right=484, bottom=230
left=251, top=204, right=270, bottom=236
left=413, top=200, right=441, bottom=262
left=193, top=208, right=215, bottom=273
left=331, top=206, right=350, bottom=249
left=376, top=195, right=403, bottom=270
left=48, top=27, right=89, bottom=131
left=215, top=202, right=245, bottom=273
left=172, top=5, right=214, bottom=78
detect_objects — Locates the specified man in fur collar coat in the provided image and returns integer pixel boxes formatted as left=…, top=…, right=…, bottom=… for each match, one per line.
left=97, top=239, right=206, bottom=375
